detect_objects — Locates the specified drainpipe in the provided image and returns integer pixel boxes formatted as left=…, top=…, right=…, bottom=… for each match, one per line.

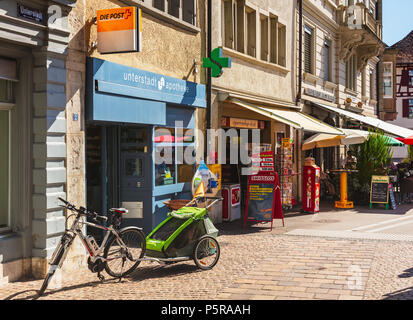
left=296, top=0, right=303, bottom=105
left=376, top=61, right=380, bottom=118
left=205, top=0, right=212, bottom=160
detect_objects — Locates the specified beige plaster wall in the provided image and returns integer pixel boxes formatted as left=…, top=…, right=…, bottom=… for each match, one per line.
left=85, top=0, right=204, bottom=83
left=211, top=0, right=296, bottom=106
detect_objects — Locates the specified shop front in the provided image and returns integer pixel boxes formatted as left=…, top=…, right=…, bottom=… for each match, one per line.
left=214, top=97, right=343, bottom=215
left=86, top=58, right=206, bottom=236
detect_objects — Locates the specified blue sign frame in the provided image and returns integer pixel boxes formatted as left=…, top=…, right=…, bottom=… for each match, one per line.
left=86, top=57, right=206, bottom=125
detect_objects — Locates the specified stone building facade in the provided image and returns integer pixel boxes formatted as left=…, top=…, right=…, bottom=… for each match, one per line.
left=0, top=0, right=86, bottom=284
left=298, top=0, right=384, bottom=169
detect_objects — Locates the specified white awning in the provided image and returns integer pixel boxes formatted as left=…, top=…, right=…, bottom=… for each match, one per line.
left=229, top=98, right=344, bottom=135
left=314, top=102, right=413, bottom=139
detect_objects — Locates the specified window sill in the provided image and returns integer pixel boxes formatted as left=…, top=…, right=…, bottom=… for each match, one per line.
left=222, top=47, right=290, bottom=74
left=122, top=0, right=201, bottom=34
left=345, top=88, right=358, bottom=96
left=323, top=80, right=337, bottom=91
left=303, top=72, right=318, bottom=85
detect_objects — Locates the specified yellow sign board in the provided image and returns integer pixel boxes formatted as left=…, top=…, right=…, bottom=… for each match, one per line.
left=97, top=7, right=142, bottom=53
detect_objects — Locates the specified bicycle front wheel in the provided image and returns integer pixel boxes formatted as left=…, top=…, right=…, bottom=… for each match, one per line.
left=104, top=228, right=146, bottom=278
left=37, top=242, right=67, bottom=296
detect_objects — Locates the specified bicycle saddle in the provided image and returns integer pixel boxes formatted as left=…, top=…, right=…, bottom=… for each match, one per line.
left=109, top=208, right=129, bottom=214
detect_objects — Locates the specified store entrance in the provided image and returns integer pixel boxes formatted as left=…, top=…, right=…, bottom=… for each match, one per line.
left=86, top=125, right=153, bottom=240
left=119, top=126, right=152, bottom=229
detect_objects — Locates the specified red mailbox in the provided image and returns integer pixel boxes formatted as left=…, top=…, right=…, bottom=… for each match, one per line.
left=302, top=164, right=320, bottom=213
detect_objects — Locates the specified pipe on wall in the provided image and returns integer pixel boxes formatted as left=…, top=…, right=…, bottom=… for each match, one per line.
left=296, top=0, right=303, bottom=105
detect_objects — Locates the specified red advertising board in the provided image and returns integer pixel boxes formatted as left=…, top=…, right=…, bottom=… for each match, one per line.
left=243, top=172, right=284, bottom=231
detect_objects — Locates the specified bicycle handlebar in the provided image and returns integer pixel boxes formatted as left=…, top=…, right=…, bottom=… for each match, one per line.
left=58, top=197, right=107, bottom=222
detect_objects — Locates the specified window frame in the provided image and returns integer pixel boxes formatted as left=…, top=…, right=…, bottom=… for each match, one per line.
left=153, top=124, right=196, bottom=195
left=346, top=54, right=357, bottom=91
left=146, top=0, right=197, bottom=27
left=0, top=103, right=12, bottom=233
left=323, top=38, right=332, bottom=82
left=304, top=24, right=314, bottom=75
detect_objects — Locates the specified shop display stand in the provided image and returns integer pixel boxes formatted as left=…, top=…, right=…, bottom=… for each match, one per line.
left=276, top=139, right=295, bottom=210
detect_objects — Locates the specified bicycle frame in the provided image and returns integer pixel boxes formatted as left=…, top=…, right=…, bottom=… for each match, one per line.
left=65, top=213, right=128, bottom=264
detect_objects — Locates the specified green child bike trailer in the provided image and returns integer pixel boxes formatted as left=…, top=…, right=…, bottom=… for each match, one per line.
left=145, top=197, right=221, bottom=270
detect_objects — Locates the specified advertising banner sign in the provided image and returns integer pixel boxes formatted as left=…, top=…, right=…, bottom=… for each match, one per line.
left=243, top=173, right=284, bottom=231
left=97, top=6, right=142, bottom=53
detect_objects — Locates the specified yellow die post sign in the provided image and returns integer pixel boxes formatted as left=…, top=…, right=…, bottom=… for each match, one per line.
left=97, top=6, right=142, bottom=53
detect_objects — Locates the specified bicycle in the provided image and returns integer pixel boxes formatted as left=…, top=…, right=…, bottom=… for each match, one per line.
left=37, top=197, right=146, bottom=297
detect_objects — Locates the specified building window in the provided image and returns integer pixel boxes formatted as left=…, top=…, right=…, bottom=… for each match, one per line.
left=304, top=25, right=313, bottom=74
left=346, top=54, right=356, bottom=91
left=369, top=68, right=375, bottom=100
left=245, top=7, right=256, bottom=57
left=402, top=99, right=413, bottom=119
left=382, top=62, right=393, bottom=98
left=260, top=15, right=269, bottom=61
left=0, top=77, right=13, bottom=232
left=409, top=70, right=413, bottom=86
left=168, top=0, right=180, bottom=19
left=323, top=39, right=332, bottom=82
left=277, top=23, right=286, bottom=67
left=154, top=127, right=195, bottom=186
left=222, top=0, right=244, bottom=53
left=151, top=0, right=196, bottom=26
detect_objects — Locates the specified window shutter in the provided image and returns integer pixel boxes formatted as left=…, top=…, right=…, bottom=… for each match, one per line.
left=403, top=99, right=409, bottom=118
left=401, top=69, right=409, bottom=87
left=304, top=28, right=312, bottom=73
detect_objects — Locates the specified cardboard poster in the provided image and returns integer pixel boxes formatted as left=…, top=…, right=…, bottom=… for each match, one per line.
left=243, top=173, right=284, bottom=231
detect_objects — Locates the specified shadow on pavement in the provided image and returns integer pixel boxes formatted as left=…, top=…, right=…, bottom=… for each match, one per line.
left=399, top=267, right=413, bottom=279
left=382, top=286, right=413, bottom=300
left=129, top=262, right=201, bottom=282
left=2, top=278, right=117, bottom=300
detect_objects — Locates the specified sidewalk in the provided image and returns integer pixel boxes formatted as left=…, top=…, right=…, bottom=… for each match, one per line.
left=2, top=215, right=413, bottom=300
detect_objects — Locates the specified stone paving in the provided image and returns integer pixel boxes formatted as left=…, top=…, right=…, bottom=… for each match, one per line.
left=2, top=222, right=413, bottom=300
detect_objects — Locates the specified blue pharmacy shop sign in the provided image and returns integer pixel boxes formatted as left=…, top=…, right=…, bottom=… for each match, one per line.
left=86, top=58, right=206, bottom=236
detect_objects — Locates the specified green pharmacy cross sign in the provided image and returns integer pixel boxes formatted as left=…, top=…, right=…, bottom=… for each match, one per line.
left=203, top=48, right=232, bottom=78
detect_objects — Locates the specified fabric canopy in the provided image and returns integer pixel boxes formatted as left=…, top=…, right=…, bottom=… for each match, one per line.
left=302, top=129, right=404, bottom=150
left=228, top=98, right=344, bottom=135
left=314, top=102, right=413, bottom=139
left=397, top=135, right=413, bottom=145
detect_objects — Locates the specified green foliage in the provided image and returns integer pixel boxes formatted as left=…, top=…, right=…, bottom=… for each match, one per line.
left=408, top=145, right=413, bottom=162
left=350, top=129, right=394, bottom=203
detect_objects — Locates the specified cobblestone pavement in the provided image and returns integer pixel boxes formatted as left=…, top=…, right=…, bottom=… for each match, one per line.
left=2, top=223, right=413, bottom=300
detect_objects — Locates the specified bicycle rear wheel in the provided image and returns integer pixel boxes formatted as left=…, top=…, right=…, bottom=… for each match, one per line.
left=104, top=228, right=146, bottom=278
left=193, top=235, right=220, bottom=270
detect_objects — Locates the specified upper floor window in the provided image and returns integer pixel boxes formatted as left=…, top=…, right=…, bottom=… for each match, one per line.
left=151, top=0, right=196, bottom=26
left=346, top=54, right=356, bottom=91
left=304, top=25, right=314, bottom=74
left=223, top=0, right=244, bottom=53
left=369, top=68, right=376, bottom=100
left=323, top=39, right=332, bottom=82
left=382, top=62, right=393, bottom=98
left=260, top=14, right=286, bottom=66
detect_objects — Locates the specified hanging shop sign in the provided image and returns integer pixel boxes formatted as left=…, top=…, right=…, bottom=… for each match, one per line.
left=97, top=6, right=142, bottom=54
left=243, top=173, right=284, bottom=231
left=203, top=47, right=232, bottom=78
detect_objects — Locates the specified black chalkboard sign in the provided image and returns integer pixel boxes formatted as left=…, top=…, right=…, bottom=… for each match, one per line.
left=389, top=183, right=397, bottom=210
left=370, top=176, right=390, bottom=204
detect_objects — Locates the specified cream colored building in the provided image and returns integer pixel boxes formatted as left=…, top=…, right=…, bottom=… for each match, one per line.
left=209, top=0, right=302, bottom=209
left=298, top=0, right=385, bottom=170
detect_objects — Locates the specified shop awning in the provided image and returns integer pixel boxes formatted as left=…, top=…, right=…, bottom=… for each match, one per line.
left=313, top=102, right=413, bottom=139
left=302, top=129, right=405, bottom=150
left=228, top=98, right=344, bottom=135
